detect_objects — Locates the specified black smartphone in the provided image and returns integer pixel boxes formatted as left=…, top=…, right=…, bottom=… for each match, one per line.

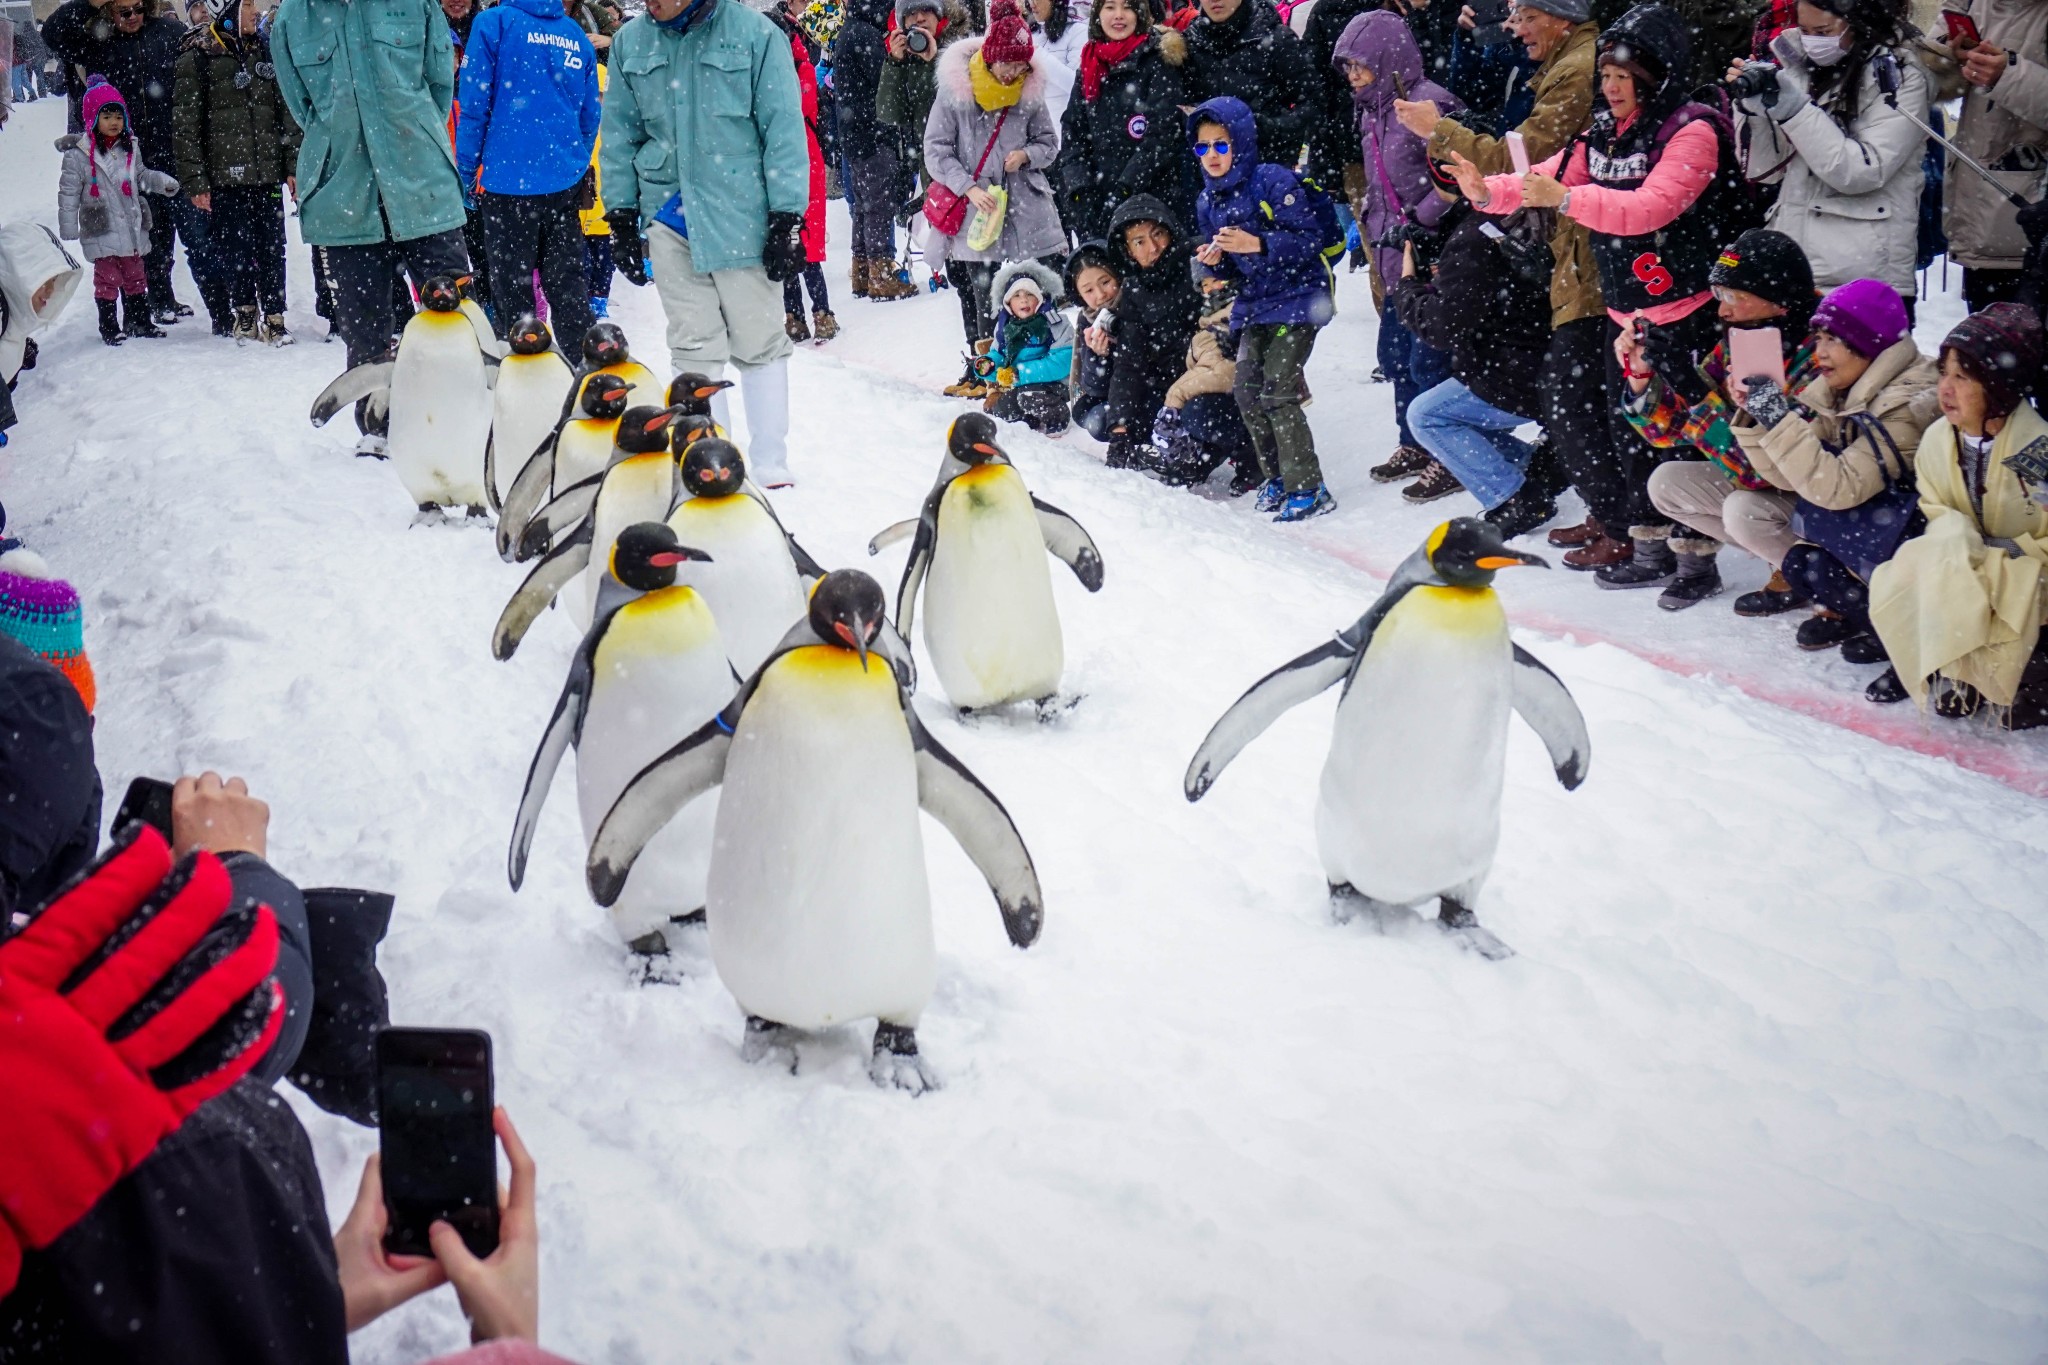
left=113, top=776, right=175, bottom=840
left=376, top=1028, right=498, bottom=1258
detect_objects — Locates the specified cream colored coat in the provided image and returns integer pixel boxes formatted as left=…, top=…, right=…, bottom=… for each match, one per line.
left=1869, top=402, right=2048, bottom=706
left=1732, top=337, right=1940, bottom=509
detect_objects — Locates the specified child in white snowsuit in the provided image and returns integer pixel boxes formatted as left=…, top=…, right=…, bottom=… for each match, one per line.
left=57, top=77, right=180, bottom=345
left=976, top=259, right=1073, bottom=435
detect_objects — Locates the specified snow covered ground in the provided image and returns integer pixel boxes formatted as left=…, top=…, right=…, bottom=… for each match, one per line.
left=6, top=97, right=2048, bottom=1363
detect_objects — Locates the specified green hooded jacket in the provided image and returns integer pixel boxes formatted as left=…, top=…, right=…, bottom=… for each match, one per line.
left=271, top=0, right=466, bottom=246
left=173, top=24, right=303, bottom=193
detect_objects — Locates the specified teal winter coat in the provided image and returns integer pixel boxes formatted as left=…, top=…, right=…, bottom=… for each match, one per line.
left=271, top=0, right=466, bottom=246
left=599, top=0, right=809, bottom=274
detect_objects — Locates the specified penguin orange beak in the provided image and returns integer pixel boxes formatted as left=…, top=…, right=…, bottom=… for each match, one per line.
left=1477, top=550, right=1549, bottom=570
left=834, top=618, right=872, bottom=671
left=650, top=546, right=713, bottom=566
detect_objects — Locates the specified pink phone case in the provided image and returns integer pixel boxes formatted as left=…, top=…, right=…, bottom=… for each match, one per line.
left=1727, top=325, right=1786, bottom=390
left=1506, top=130, right=1530, bottom=175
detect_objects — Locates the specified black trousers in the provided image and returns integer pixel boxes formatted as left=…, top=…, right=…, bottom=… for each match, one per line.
left=988, top=381, right=1070, bottom=433
left=585, top=232, right=614, bottom=300
left=1963, top=266, right=2025, bottom=314
left=463, top=207, right=494, bottom=310
left=1782, top=543, right=1874, bottom=633
left=142, top=190, right=181, bottom=308
left=1603, top=306, right=1724, bottom=531
left=479, top=186, right=595, bottom=361
left=1543, top=317, right=1630, bottom=530
left=325, top=227, right=471, bottom=430
left=947, top=260, right=998, bottom=344
left=782, top=262, right=829, bottom=314
left=210, top=185, right=288, bottom=315
left=848, top=144, right=899, bottom=259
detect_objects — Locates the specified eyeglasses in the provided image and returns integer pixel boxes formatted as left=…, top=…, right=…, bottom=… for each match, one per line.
left=111, top=6, right=146, bottom=17
left=1194, top=140, right=1231, bottom=156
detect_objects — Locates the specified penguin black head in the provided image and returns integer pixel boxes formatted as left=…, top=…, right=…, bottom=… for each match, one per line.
left=611, top=522, right=713, bottom=592
left=508, top=314, right=555, bottom=355
left=617, top=405, right=684, bottom=454
left=418, top=276, right=464, bottom=312
left=666, top=372, right=734, bottom=415
left=1425, top=518, right=1549, bottom=587
left=578, top=373, right=634, bottom=420
left=947, top=413, right=1007, bottom=465
left=681, top=437, right=746, bottom=497
left=673, top=411, right=721, bottom=451
left=583, top=322, right=631, bottom=366
left=809, top=569, right=887, bottom=672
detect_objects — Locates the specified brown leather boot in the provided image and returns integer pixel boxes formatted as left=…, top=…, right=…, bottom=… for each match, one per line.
left=867, top=259, right=918, bottom=301
left=1548, top=514, right=1603, bottom=548
left=1562, top=530, right=1632, bottom=570
left=850, top=254, right=871, bottom=298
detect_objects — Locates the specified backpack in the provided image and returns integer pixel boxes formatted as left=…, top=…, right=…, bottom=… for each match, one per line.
left=1275, top=172, right=1349, bottom=270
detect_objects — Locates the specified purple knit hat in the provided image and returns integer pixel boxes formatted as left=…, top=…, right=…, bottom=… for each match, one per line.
left=1810, top=279, right=1911, bottom=360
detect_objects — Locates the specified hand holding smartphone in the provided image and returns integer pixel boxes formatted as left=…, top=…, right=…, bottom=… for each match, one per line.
left=1506, top=130, right=1530, bottom=176
left=113, top=776, right=175, bottom=840
left=1944, top=9, right=1982, bottom=47
left=378, top=1028, right=499, bottom=1258
left=1727, top=325, right=1787, bottom=399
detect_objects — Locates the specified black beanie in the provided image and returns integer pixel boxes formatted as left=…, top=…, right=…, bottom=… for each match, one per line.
left=1710, top=229, right=1817, bottom=334
left=1942, top=302, right=2045, bottom=421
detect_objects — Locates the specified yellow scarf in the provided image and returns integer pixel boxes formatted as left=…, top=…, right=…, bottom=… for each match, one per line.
left=969, top=51, right=1024, bottom=111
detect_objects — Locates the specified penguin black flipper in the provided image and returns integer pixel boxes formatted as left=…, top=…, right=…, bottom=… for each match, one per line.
left=507, top=622, right=606, bottom=890
left=309, top=361, right=395, bottom=428
left=586, top=715, right=733, bottom=907
left=1184, top=636, right=1361, bottom=802
left=867, top=519, right=919, bottom=557
left=907, top=711, right=1042, bottom=948
left=493, top=519, right=594, bottom=660
left=519, top=474, right=605, bottom=561
left=483, top=430, right=504, bottom=515
left=499, top=429, right=566, bottom=561
left=1030, top=496, right=1105, bottom=591
left=739, top=484, right=829, bottom=580
left=1510, top=644, right=1591, bottom=790
left=893, top=486, right=947, bottom=635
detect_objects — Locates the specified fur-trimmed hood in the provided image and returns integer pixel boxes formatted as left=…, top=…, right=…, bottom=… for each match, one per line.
left=992, top=257, right=1066, bottom=307
left=1152, top=25, right=1186, bottom=66
left=935, top=34, right=1050, bottom=107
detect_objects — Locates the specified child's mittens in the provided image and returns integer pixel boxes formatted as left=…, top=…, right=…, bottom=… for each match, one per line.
left=996, top=366, right=1017, bottom=387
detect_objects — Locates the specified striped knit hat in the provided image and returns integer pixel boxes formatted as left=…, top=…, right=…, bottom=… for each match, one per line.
left=0, top=540, right=95, bottom=714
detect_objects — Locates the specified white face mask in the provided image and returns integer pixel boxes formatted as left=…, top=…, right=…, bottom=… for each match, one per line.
left=1800, top=30, right=1849, bottom=65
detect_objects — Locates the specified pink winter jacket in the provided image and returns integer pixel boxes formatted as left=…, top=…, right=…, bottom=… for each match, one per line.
left=1478, top=115, right=1719, bottom=325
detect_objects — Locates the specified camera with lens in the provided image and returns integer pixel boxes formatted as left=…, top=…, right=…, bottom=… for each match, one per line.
left=1728, top=61, right=1780, bottom=103
left=904, top=26, right=932, bottom=53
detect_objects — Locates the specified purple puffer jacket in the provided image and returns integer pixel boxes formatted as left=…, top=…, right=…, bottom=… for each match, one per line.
left=1331, top=10, right=1461, bottom=289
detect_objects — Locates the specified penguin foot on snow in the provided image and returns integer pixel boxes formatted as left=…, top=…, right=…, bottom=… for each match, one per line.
left=741, top=1015, right=801, bottom=1074
left=869, top=1022, right=941, bottom=1096
left=952, top=693, right=1085, bottom=725
left=1331, top=885, right=1515, bottom=960
left=1437, top=898, right=1515, bottom=962
left=626, top=929, right=672, bottom=958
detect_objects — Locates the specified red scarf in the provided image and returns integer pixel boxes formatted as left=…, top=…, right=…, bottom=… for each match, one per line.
left=1078, top=33, right=1147, bottom=101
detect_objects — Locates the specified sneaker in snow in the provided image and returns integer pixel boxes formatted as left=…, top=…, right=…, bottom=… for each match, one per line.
left=1253, top=477, right=1286, bottom=512
left=1274, top=485, right=1337, bottom=522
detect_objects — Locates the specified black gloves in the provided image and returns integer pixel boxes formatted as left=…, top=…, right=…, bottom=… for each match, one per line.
left=762, top=210, right=807, bottom=284
left=607, top=209, right=650, bottom=286
left=1739, top=374, right=1791, bottom=428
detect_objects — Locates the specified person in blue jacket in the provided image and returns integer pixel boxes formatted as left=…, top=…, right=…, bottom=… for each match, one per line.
left=1189, top=94, right=1337, bottom=523
left=976, top=259, right=1074, bottom=434
left=457, top=0, right=602, bottom=354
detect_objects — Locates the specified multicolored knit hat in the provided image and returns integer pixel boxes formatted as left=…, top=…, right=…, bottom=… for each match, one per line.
left=0, top=542, right=95, bottom=714
left=1941, top=302, right=2044, bottom=422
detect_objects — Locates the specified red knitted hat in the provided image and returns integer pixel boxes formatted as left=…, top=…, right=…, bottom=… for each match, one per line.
left=982, top=0, right=1034, bottom=65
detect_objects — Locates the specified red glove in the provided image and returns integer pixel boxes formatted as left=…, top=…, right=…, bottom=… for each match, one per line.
left=0, top=826, right=283, bottom=1296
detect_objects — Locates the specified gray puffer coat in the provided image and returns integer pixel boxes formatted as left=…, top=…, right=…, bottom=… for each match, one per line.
left=923, top=37, right=1064, bottom=264
left=55, top=134, right=179, bottom=260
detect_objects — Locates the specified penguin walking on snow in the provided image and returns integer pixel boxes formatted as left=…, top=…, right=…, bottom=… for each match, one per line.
left=509, top=522, right=727, bottom=956
left=575, top=321, right=665, bottom=412
left=485, top=315, right=575, bottom=514
left=493, top=405, right=690, bottom=655
left=867, top=412, right=985, bottom=556
left=497, top=372, right=633, bottom=562
left=666, top=438, right=825, bottom=676
left=584, top=570, right=1042, bottom=1094
left=883, top=415, right=1104, bottom=712
left=309, top=275, right=495, bottom=518
left=1184, top=518, right=1590, bottom=960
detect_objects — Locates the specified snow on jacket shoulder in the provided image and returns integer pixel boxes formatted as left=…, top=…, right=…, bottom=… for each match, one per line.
left=458, top=0, right=601, bottom=194
left=1189, top=95, right=1335, bottom=331
left=1734, top=336, right=1938, bottom=510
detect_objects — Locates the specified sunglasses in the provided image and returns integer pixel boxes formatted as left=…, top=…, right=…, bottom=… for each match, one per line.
left=1193, top=140, right=1231, bottom=156
left=111, top=6, right=146, bottom=16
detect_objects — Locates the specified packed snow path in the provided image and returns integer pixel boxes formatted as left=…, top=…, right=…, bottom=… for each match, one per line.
left=5, top=100, right=2047, bottom=1362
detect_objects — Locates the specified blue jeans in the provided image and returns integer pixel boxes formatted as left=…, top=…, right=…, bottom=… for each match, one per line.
left=1379, top=298, right=1450, bottom=448
left=1407, top=378, right=1535, bottom=510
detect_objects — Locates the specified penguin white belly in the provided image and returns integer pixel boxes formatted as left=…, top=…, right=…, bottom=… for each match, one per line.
left=388, top=312, right=491, bottom=507
left=554, top=421, right=618, bottom=493
left=1315, top=586, right=1512, bottom=906
left=585, top=459, right=680, bottom=623
left=707, top=646, right=934, bottom=1029
left=491, top=355, right=574, bottom=505
left=668, top=496, right=807, bottom=677
left=923, top=464, right=1063, bottom=709
left=577, top=588, right=732, bottom=939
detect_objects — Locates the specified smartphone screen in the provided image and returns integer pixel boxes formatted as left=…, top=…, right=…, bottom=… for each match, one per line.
left=1506, top=130, right=1530, bottom=176
left=114, top=777, right=175, bottom=840
left=377, top=1028, right=498, bottom=1258
left=1944, top=10, right=1981, bottom=44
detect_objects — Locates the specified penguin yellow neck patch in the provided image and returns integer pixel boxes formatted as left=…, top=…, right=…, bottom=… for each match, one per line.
left=776, top=644, right=902, bottom=691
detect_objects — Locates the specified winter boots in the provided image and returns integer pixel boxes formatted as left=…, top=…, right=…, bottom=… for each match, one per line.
left=1370, top=444, right=1432, bottom=484
left=865, top=259, right=917, bottom=301
left=201, top=279, right=234, bottom=337
left=97, top=298, right=124, bottom=346
left=1275, top=484, right=1337, bottom=522
left=261, top=314, right=294, bottom=346
left=1401, top=459, right=1464, bottom=505
left=233, top=305, right=260, bottom=343
left=121, top=295, right=164, bottom=340
left=785, top=310, right=811, bottom=343
left=1656, top=541, right=1723, bottom=610
left=944, top=340, right=993, bottom=398
left=1594, top=529, right=1677, bottom=588
left=850, top=253, right=871, bottom=299
left=1794, top=609, right=1861, bottom=651
left=1733, top=569, right=1809, bottom=617
left=811, top=309, right=839, bottom=341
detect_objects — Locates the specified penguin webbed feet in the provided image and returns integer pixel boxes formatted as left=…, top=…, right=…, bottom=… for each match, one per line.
left=870, top=1022, right=941, bottom=1096
left=741, top=1015, right=801, bottom=1074
left=1437, top=897, right=1515, bottom=962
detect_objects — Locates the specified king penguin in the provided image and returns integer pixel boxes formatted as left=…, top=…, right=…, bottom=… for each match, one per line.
left=308, top=275, right=494, bottom=516
left=886, top=415, right=1105, bottom=712
left=1184, top=518, right=1591, bottom=959
left=666, top=438, right=825, bottom=676
left=492, top=405, right=689, bottom=655
left=485, top=314, right=575, bottom=514
left=509, top=522, right=728, bottom=955
left=576, top=322, right=664, bottom=412
left=584, top=569, right=1042, bottom=1093
left=497, top=371, right=633, bottom=562
left=866, top=414, right=986, bottom=556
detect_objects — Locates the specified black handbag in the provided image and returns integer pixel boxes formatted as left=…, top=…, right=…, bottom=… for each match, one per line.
left=1788, top=412, right=1924, bottom=581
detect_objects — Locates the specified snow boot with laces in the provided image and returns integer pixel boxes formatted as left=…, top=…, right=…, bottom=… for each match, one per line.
left=97, top=298, right=125, bottom=345
left=849, top=254, right=871, bottom=299
left=811, top=309, right=839, bottom=341
left=1401, top=459, right=1464, bottom=504
left=785, top=310, right=810, bottom=343
left=1370, top=443, right=1432, bottom=484
left=261, top=314, right=294, bottom=346
left=1275, top=484, right=1336, bottom=522
left=232, top=305, right=260, bottom=343
left=1253, top=477, right=1286, bottom=512
left=1656, top=543, right=1723, bottom=610
left=866, top=259, right=917, bottom=301
left=1594, top=531, right=1677, bottom=588
left=122, top=295, right=165, bottom=339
